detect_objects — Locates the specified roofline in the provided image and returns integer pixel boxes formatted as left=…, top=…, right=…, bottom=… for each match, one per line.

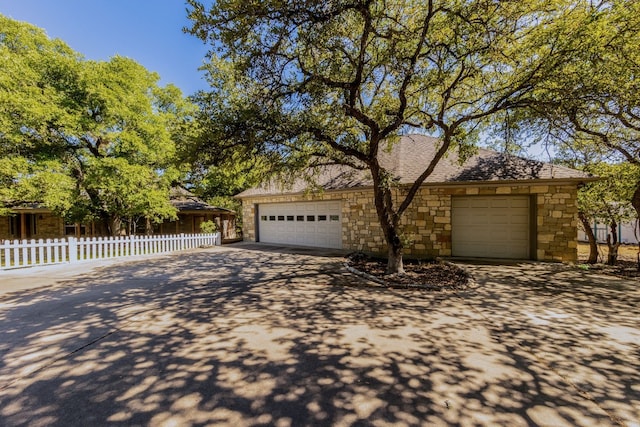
left=420, top=176, right=600, bottom=188
left=6, top=208, right=53, bottom=214
left=235, top=177, right=598, bottom=200
left=177, top=209, right=236, bottom=214
left=5, top=207, right=236, bottom=215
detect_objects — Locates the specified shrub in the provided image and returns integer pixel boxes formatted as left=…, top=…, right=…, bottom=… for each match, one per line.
left=200, top=220, right=218, bottom=234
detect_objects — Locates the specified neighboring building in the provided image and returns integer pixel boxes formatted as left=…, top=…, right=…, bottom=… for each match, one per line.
left=161, top=187, right=238, bottom=241
left=236, top=134, right=594, bottom=262
left=0, top=187, right=237, bottom=241
left=0, top=204, right=64, bottom=241
left=578, top=220, right=639, bottom=245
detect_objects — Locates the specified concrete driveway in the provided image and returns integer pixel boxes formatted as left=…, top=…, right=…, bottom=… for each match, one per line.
left=0, top=244, right=638, bottom=427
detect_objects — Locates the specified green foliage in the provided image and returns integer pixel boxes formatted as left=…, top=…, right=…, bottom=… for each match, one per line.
left=516, top=1, right=640, bottom=240
left=187, top=0, right=589, bottom=272
left=182, top=87, right=275, bottom=218
left=83, top=157, right=177, bottom=223
left=0, top=15, right=195, bottom=233
left=524, top=0, right=640, bottom=163
left=199, top=220, right=218, bottom=234
left=581, top=164, right=638, bottom=219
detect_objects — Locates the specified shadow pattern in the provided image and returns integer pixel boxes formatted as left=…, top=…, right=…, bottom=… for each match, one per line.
left=0, top=248, right=638, bottom=426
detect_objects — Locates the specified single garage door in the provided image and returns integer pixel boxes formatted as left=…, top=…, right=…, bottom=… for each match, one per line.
left=258, top=201, right=342, bottom=249
left=451, top=196, right=530, bottom=259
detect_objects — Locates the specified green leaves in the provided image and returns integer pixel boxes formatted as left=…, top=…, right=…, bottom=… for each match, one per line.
left=188, top=0, right=588, bottom=158
left=0, top=14, right=195, bottom=232
left=0, top=157, right=75, bottom=215
left=84, top=157, right=176, bottom=223
left=525, top=0, right=640, bottom=164
left=578, top=162, right=639, bottom=227
left=186, top=0, right=594, bottom=271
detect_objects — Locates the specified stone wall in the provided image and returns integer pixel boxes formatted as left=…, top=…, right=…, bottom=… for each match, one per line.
left=240, top=182, right=579, bottom=263
left=534, top=185, right=579, bottom=262
left=0, top=216, right=10, bottom=239
left=36, top=214, right=65, bottom=238
left=0, top=213, right=64, bottom=240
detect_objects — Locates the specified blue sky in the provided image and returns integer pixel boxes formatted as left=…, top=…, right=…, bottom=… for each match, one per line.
left=0, top=0, right=211, bottom=96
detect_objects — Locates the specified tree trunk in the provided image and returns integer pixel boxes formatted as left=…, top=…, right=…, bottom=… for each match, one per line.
left=606, top=220, right=620, bottom=266
left=108, top=215, right=122, bottom=237
left=578, top=211, right=598, bottom=264
left=386, top=231, right=405, bottom=275
left=371, top=161, right=405, bottom=275
left=376, top=206, right=405, bottom=275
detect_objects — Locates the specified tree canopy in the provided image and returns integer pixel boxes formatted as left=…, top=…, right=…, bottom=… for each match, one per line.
left=525, top=0, right=640, bottom=163
left=0, top=15, right=194, bottom=234
left=510, top=0, right=640, bottom=265
left=187, top=0, right=597, bottom=272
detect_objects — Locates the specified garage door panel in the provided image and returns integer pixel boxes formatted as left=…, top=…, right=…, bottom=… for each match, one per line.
left=511, top=215, right=529, bottom=225
left=510, top=199, right=529, bottom=208
left=491, top=230, right=509, bottom=240
left=469, top=199, right=490, bottom=208
left=491, top=199, right=509, bottom=208
left=491, top=214, right=509, bottom=225
left=452, top=196, right=530, bottom=259
left=259, top=201, right=342, bottom=249
left=511, top=230, right=529, bottom=240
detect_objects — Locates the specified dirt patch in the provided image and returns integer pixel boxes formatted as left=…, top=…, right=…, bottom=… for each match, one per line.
left=578, top=243, right=640, bottom=278
left=346, top=253, right=470, bottom=291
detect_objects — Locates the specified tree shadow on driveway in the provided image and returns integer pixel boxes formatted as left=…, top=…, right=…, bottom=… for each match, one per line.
left=0, top=249, right=637, bottom=426
left=457, top=262, right=639, bottom=427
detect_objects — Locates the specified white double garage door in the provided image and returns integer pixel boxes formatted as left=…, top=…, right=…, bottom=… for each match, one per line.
left=258, top=201, right=342, bottom=249
left=257, top=196, right=531, bottom=258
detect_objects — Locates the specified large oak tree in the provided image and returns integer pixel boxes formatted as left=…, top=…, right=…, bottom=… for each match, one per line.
left=187, top=0, right=591, bottom=273
left=0, top=15, right=193, bottom=235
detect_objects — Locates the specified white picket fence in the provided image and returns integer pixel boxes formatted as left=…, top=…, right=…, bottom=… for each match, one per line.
left=0, top=233, right=220, bottom=270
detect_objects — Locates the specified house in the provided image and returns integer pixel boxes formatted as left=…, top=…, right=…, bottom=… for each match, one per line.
left=162, top=187, right=238, bottom=241
left=0, top=187, right=237, bottom=241
left=236, top=134, right=594, bottom=262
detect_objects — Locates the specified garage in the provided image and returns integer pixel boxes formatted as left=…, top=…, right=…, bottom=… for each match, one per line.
left=257, top=201, right=342, bottom=249
left=451, top=196, right=531, bottom=259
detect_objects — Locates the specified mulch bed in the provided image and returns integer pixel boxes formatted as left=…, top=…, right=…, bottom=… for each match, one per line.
left=346, top=252, right=470, bottom=291
left=580, top=260, right=640, bottom=279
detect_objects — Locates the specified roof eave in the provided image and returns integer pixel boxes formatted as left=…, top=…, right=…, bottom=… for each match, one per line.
left=418, top=176, right=599, bottom=188
left=8, top=207, right=53, bottom=214
left=177, top=208, right=236, bottom=214
left=235, top=176, right=598, bottom=199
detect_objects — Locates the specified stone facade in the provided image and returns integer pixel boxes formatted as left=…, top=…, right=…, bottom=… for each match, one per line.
left=0, top=212, right=236, bottom=240
left=0, top=217, right=8, bottom=239
left=240, top=182, right=579, bottom=263
left=36, top=214, right=65, bottom=238
left=0, top=213, right=64, bottom=240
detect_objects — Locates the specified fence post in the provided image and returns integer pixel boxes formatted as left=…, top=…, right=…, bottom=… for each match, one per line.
left=215, top=232, right=221, bottom=246
left=68, top=237, right=78, bottom=264
left=30, top=239, right=36, bottom=266
left=2, top=239, right=9, bottom=269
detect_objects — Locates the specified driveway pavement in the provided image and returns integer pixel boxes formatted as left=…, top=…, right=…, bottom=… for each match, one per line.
left=0, top=244, right=638, bottom=426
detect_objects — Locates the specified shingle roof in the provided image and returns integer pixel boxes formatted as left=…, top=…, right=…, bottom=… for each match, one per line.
left=236, top=134, right=591, bottom=198
left=170, top=187, right=235, bottom=213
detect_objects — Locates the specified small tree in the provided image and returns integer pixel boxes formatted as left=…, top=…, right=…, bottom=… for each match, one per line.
left=575, top=163, right=638, bottom=265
